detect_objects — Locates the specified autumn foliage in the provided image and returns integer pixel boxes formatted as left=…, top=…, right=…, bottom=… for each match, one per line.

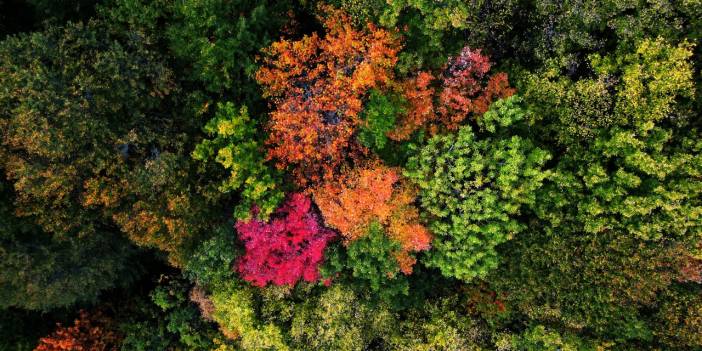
left=313, top=164, right=431, bottom=274
left=34, top=310, right=121, bottom=351
left=256, top=6, right=401, bottom=186
left=390, top=46, right=515, bottom=139
left=235, top=193, right=336, bottom=287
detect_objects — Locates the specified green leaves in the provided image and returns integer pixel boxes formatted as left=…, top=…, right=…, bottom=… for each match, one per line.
left=322, top=221, right=410, bottom=302
left=357, top=89, right=406, bottom=152
left=405, top=96, right=550, bottom=281
left=192, top=102, right=283, bottom=220
left=166, top=0, right=289, bottom=103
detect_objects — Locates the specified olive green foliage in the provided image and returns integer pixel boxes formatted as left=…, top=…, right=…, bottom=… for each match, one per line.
left=405, top=96, right=551, bottom=281
left=0, top=181, right=139, bottom=311
left=0, top=21, right=168, bottom=236
left=119, top=277, right=226, bottom=351
left=500, top=325, right=591, bottom=351
left=522, top=0, right=700, bottom=65
left=388, top=296, right=483, bottom=351
left=3, top=1, right=702, bottom=350
left=0, top=20, right=224, bottom=261
left=290, top=284, right=394, bottom=351
left=322, top=222, right=410, bottom=303
left=210, top=282, right=290, bottom=351
left=654, top=287, right=702, bottom=349
left=193, top=103, right=283, bottom=219
left=183, top=223, right=239, bottom=290
left=490, top=39, right=701, bottom=344
left=375, top=0, right=517, bottom=71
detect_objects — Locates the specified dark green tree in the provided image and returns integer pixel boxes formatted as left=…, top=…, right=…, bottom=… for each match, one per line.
left=0, top=180, right=139, bottom=311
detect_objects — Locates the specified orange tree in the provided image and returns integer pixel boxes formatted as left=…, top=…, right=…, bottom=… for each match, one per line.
left=313, top=163, right=431, bottom=279
left=256, top=6, right=401, bottom=187
left=34, top=310, right=121, bottom=351
left=390, top=46, right=515, bottom=140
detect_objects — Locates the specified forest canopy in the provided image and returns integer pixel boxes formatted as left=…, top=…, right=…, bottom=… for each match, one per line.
left=1, top=0, right=701, bottom=350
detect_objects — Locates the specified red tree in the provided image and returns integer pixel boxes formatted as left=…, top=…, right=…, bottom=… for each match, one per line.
left=256, top=5, right=401, bottom=187
left=438, top=46, right=515, bottom=129
left=390, top=46, right=515, bottom=139
left=235, top=193, right=336, bottom=287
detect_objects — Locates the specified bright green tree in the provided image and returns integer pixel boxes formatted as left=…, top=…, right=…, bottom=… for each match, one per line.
left=192, top=103, right=283, bottom=219
left=405, top=96, right=550, bottom=281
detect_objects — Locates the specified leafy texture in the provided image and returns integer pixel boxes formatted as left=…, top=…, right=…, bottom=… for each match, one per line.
left=256, top=6, right=401, bottom=186
left=193, top=103, right=283, bottom=219
left=235, top=193, right=336, bottom=287
left=35, top=310, right=121, bottom=351
left=391, top=46, right=515, bottom=139
left=313, top=163, right=431, bottom=274
left=405, top=96, right=550, bottom=281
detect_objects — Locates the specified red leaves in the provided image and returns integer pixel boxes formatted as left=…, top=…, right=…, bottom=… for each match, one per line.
left=391, top=46, right=516, bottom=139
left=235, top=193, right=336, bottom=287
left=438, top=47, right=516, bottom=129
left=34, top=310, right=120, bottom=351
left=256, top=6, right=401, bottom=187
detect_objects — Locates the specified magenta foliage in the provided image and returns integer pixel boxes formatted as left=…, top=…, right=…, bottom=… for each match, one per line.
left=235, top=193, right=336, bottom=287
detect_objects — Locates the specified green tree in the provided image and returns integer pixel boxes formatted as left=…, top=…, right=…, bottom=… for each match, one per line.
left=357, top=89, right=406, bottom=153
left=322, top=221, right=410, bottom=303
left=405, top=96, right=550, bottom=281
left=290, top=284, right=395, bottom=351
left=488, top=39, right=701, bottom=344
left=192, top=103, right=283, bottom=220
left=166, top=0, right=291, bottom=103
left=0, top=21, right=223, bottom=263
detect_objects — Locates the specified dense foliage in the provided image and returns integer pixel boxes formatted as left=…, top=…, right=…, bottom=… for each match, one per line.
left=1, top=0, right=701, bottom=350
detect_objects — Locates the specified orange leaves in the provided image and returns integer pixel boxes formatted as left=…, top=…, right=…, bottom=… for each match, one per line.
left=313, top=163, right=431, bottom=274
left=34, top=310, right=120, bottom=351
left=389, top=71, right=436, bottom=140
left=314, top=165, right=397, bottom=240
left=256, top=6, right=401, bottom=187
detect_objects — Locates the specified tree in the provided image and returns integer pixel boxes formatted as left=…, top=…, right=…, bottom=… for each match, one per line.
left=0, top=20, right=222, bottom=263
left=34, top=310, right=122, bottom=351
left=209, top=282, right=290, bottom=350
left=488, top=39, right=701, bottom=343
left=405, top=96, right=550, bottom=281
left=437, top=46, right=515, bottom=130
left=313, top=163, right=431, bottom=275
left=116, top=276, right=228, bottom=351
left=256, top=5, right=401, bottom=186
left=166, top=0, right=291, bottom=103
left=290, top=283, right=395, bottom=351
left=356, top=89, right=406, bottom=152
left=322, top=222, right=411, bottom=301
left=192, top=102, right=284, bottom=220
left=235, top=193, right=336, bottom=287
left=0, top=180, right=139, bottom=311
left=390, top=46, right=515, bottom=140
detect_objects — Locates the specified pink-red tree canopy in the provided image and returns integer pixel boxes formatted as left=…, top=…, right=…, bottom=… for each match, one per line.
left=235, top=193, right=336, bottom=287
